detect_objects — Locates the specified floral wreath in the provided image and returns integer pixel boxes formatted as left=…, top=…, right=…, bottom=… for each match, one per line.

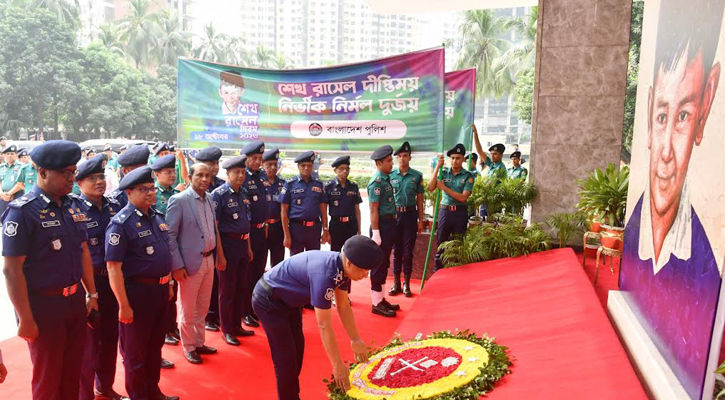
left=326, top=330, right=511, bottom=400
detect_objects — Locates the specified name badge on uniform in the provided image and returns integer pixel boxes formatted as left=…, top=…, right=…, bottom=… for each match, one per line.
left=391, top=179, right=399, bottom=184
left=86, top=221, right=99, bottom=229
left=293, top=189, right=304, bottom=194
left=312, top=186, right=322, bottom=193
left=138, top=230, right=152, bottom=238
left=331, top=191, right=341, bottom=196
left=347, top=191, right=357, bottom=196
left=51, top=238, right=62, bottom=251
left=146, top=246, right=154, bottom=255
left=248, top=185, right=258, bottom=190
left=443, top=178, right=452, bottom=182
left=227, top=202, right=239, bottom=208
left=233, top=213, right=239, bottom=220
left=41, top=220, right=61, bottom=228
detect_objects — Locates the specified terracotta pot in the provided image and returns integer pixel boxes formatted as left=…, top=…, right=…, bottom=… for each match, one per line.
left=590, top=221, right=602, bottom=233
left=600, top=224, right=624, bottom=251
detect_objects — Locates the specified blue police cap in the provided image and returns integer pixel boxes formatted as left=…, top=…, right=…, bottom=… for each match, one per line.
left=262, top=148, right=279, bottom=162
left=117, top=144, right=150, bottom=167
left=242, top=141, right=265, bottom=156
left=446, top=143, right=466, bottom=157
left=370, top=145, right=393, bottom=161
left=342, top=235, right=383, bottom=270
left=222, top=155, right=247, bottom=170
left=331, top=156, right=350, bottom=168
left=2, top=144, right=17, bottom=154
left=151, top=154, right=176, bottom=171
left=195, top=146, right=222, bottom=161
left=393, top=141, right=412, bottom=155
left=169, top=145, right=176, bottom=152
left=489, top=143, right=505, bottom=153
left=510, top=151, right=522, bottom=159
left=17, top=148, right=27, bottom=157
left=29, top=140, right=82, bottom=170
left=154, top=142, right=170, bottom=156
left=118, top=166, right=154, bottom=191
left=76, top=154, right=106, bottom=181
left=295, top=150, right=315, bottom=164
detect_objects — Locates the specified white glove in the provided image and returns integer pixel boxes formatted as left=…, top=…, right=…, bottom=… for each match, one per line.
left=371, top=229, right=382, bottom=246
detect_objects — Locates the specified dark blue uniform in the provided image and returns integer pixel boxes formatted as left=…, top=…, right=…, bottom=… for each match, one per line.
left=263, top=174, right=286, bottom=267
left=324, top=178, right=362, bottom=251
left=204, top=175, right=226, bottom=327
left=252, top=251, right=350, bottom=400
left=2, top=186, right=89, bottom=400
left=74, top=194, right=123, bottom=400
left=109, top=188, right=128, bottom=209
left=244, top=167, right=271, bottom=320
left=280, top=175, right=328, bottom=255
left=211, top=182, right=252, bottom=335
left=105, top=205, right=172, bottom=400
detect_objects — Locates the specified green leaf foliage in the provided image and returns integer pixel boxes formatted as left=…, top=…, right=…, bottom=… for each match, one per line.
left=467, top=174, right=537, bottom=217
left=576, top=163, right=629, bottom=227
left=546, top=211, right=587, bottom=248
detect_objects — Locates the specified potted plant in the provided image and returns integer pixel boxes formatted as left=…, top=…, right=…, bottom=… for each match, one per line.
left=546, top=211, right=587, bottom=248
left=577, top=163, right=629, bottom=251
left=467, top=173, right=538, bottom=223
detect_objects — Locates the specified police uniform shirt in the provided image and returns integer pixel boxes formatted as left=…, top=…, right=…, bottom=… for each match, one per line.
left=264, top=175, right=285, bottom=221
left=324, top=178, right=362, bottom=218
left=154, top=182, right=179, bottom=215
left=263, top=251, right=350, bottom=309
left=211, top=182, right=251, bottom=234
left=210, top=176, right=226, bottom=192
left=18, top=163, right=38, bottom=194
left=0, top=161, right=22, bottom=192
left=483, top=158, right=507, bottom=178
left=71, top=194, right=121, bottom=267
left=1, top=187, right=89, bottom=290
left=279, top=175, right=328, bottom=221
left=244, top=169, right=270, bottom=222
left=366, top=171, right=396, bottom=216
left=109, top=189, right=128, bottom=209
left=389, top=167, right=424, bottom=207
left=439, top=167, right=475, bottom=206
left=508, top=166, right=528, bottom=179
left=105, top=204, right=172, bottom=278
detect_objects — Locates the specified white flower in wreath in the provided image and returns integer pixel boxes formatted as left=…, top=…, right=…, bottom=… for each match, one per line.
left=324, top=287, right=335, bottom=301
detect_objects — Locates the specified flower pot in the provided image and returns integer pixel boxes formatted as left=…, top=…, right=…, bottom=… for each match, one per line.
left=590, top=221, right=602, bottom=233
left=600, top=225, right=624, bottom=251
left=468, top=216, right=483, bottom=227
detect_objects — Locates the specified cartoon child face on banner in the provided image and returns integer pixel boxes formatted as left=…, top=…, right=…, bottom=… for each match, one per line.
left=219, top=70, right=245, bottom=115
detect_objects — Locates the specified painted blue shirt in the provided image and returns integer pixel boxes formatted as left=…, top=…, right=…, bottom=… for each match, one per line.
left=279, top=175, right=328, bottom=221
left=211, top=182, right=251, bottom=234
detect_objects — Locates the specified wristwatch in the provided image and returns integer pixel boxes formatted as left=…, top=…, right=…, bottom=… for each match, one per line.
left=86, top=292, right=99, bottom=299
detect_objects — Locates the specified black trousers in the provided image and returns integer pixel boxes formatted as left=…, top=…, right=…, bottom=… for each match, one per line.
left=267, top=221, right=285, bottom=267
left=329, top=218, right=358, bottom=252
left=218, top=236, right=250, bottom=334
left=369, top=217, right=396, bottom=292
left=289, top=222, right=321, bottom=255
left=28, top=289, right=86, bottom=400
left=205, top=273, right=219, bottom=325
left=434, top=207, right=469, bottom=272
left=245, top=224, right=268, bottom=317
left=252, top=282, right=304, bottom=400
left=393, top=211, right=418, bottom=280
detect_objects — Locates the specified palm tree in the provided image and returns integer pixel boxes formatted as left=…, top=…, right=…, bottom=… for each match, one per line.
left=271, top=53, right=293, bottom=70
left=193, top=23, right=230, bottom=63
left=154, top=10, right=191, bottom=66
left=96, top=23, right=126, bottom=58
left=497, top=7, right=538, bottom=83
left=455, top=10, right=513, bottom=98
left=253, top=45, right=274, bottom=68
left=118, top=0, right=159, bottom=69
left=21, top=0, right=80, bottom=27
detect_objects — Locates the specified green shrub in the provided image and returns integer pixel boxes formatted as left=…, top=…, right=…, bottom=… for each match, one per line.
left=577, top=163, right=629, bottom=227
left=546, top=211, right=587, bottom=248
left=467, top=175, right=538, bottom=216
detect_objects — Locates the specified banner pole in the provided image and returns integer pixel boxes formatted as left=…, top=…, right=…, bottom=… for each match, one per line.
left=420, top=167, right=443, bottom=291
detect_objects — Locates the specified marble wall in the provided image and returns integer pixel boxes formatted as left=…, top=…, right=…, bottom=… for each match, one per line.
left=529, top=0, right=632, bottom=222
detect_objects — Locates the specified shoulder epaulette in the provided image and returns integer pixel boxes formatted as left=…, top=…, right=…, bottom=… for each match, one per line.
left=111, top=208, right=134, bottom=224
left=8, top=193, right=36, bottom=209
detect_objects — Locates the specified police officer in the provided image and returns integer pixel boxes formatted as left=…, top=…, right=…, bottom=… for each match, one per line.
left=388, top=142, right=424, bottom=297
left=2, top=140, right=99, bottom=400
left=508, top=151, right=528, bottom=179
left=252, top=235, right=382, bottom=400
left=280, top=150, right=330, bottom=256
left=472, top=124, right=506, bottom=179
left=73, top=155, right=126, bottom=400
left=262, top=148, right=286, bottom=267
left=325, top=156, right=362, bottom=252
left=105, top=166, right=179, bottom=400
left=465, top=153, right=481, bottom=180
left=428, top=143, right=474, bottom=273
left=366, top=145, right=400, bottom=318
left=0, top=145, right=25, bottom=215
left=18, top=148, right=30, bottom=164
left=211, top=155, right=255, bottom=346
left=148, top=143, right=170, bottom=167
left=110, top=144, right=151, bottom=208
left=151, top=154, right=182, bottom=346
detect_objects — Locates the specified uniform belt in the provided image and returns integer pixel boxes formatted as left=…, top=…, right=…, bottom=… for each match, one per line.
left=380, top=214, right=396, bottom=220
left=266, top=218, right=280, bottom=224
left=222, top=232, right=250, bottom=240
left=291, top=219, right=320, bottom=227
left=36, top=282, right=79, bottom=297
left=335, top=216, right=355, bottom=223
left=127, top=274, right=171, bottom=285
left=259, top=278, right=283, bottom=301
left=252, top=221, right=267, bottom=229
left=201, top=248, right=216, bottom=257
left=396, top=206, right=416, bottom=213
left=442, top=204, right=467, bottom=212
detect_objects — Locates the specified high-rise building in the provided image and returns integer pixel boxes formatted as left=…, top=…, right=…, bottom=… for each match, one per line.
left=78, top=0, right=116, bottom=46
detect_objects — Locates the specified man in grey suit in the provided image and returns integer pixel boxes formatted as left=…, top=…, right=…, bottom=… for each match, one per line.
left=166, top=163, right=227, bottom=365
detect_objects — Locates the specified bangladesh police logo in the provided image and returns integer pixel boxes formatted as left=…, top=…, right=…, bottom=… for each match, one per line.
left=3, top=221, right=18, bottom=237
left=324, top=287, right=335, bottom=301
left=109, top=233, right=121, bottom=246
left=373, top=187, right=381, bottom=195
left=309, top=122, right=323, bottom=137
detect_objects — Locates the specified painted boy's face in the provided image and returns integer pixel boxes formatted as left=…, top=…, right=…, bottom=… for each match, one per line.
left=219, top=84, right=243, bottom=107
left=647, top=47, right=719, bottom=220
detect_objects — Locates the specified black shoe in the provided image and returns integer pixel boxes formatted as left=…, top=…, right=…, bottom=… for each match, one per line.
left=372, top=303, right=396, bottom=317
left=250, top=313, right=259, bottom=323
left=171, top=328, right=181, bottom=340
left=223, top=333, right=240, bottom=346
left=380, top=298, right=400, bottom=311
left=204, top=321, right=220, bottom=332
left=234, top=326, right=255, bottom=337
left=160, top=358, right=175, bottom=369
left=195, top=345, right=217, bottom=355
left=388, top=282, right=402, bottom=296
left=403, top=282, right=412, bottom=297
left=184, top=350, right=202, bottom=364
left=94, top=389, right=129, bottom=400
left=243, top=315, right=260, bottom=328
left=164, top=334, right=179, bottom=346
left=150, top=393, right=180, bottom=400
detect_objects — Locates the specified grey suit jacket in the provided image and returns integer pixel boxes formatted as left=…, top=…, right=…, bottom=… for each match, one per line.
left=166, top=187, right=217, bottom=275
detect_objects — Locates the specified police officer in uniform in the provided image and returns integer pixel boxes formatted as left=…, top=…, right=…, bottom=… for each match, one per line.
left=105, top=167, right=179, bottom=400
left=110, top=144, right=151, bottom=208
left=73, top=155, right=127, bottom=400
left=388, top=142, right=424, bottom=297
left=0, top=145, right=25, bottom=215
left=465, top=153, right=481, bottom=180
left=2, top=140, right=99, bottom=400
left=507, top=151, right=528, bottom=179
left=18, top=150, right=38, bottom=195
left=325, top=156, right=362, bottom=252
left=252, top=235, right=382, bottom=400
left=280, top=151, right=330, bottom=256
left=366, top=145, right=400, bottom=318
left=262, top=148, right=286, bottom=267
left=18, top=148, right=30, bottom=164
left=241, top=140, right=270, bottom=328
left=428, top=143, right=474, bottom=273
left=472, top=125, right=506, bottom=179
left=151, top=154, right=182, bottom=346
left=148, top=143, right=171, bottom=167
left=211, top=155, right=255, bottom=346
